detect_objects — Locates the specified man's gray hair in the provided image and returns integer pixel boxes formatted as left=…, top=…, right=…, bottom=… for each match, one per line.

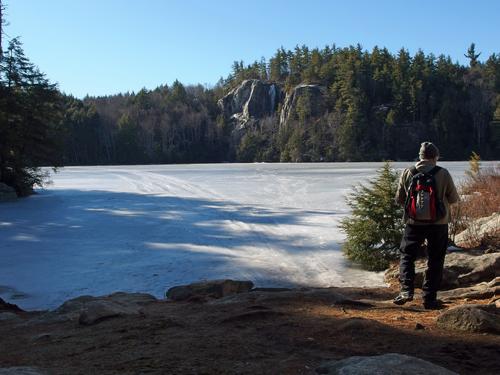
left=419, top=142, right=439, bottom=160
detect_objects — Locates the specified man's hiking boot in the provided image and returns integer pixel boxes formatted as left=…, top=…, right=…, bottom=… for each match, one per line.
left=393, top=291, right=414, bottom=305
left=423, top=299, right=441, bottom=310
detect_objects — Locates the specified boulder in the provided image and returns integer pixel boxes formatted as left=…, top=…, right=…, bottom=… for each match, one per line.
left=455, top=212, right=500, bottom=248
left=279, top=84, right=326, bottom=127
left=436, top=304, right=500, bottom=334
left=218, top=79, right=281, bottom=127
left=0, top=312, right=21, bottom=322
left=0, top=183, right=17, bottom=201
left=439, top=277, right=499, bottom=301
left=316, top=353, right=458, bottom=374
left=452, top=253, right=500, bottom=286
left=385, top=252, right=500, bottom=290
left=0, top=368, right=47, bottom=375
left=0, top=297, right=23, bottom=312
left=78, top=299, right=144, bottom=326
left=36, top=292, right=156, bottom=325
left=166, top=279, right=254, bottom=301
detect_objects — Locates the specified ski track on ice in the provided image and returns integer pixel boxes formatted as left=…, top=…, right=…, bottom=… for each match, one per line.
left=130, top=168, right=379, bottom=290
left=129, top=170, right=313, bottom=286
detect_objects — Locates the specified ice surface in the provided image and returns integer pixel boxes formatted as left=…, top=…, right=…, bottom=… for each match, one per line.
left=0, top=162, right=494, bottom=310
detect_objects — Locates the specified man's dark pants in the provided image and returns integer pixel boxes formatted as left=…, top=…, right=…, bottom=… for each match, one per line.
left=399, top=224, right=448, bottom=302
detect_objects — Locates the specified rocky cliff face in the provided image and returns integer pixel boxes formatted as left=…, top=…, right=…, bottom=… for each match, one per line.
left=279, top=84, right=326, bottom=127
left=218, top=79, right=326, bottom=125
left=218, top=79, right=328, bottom=131
left=218, top=79, right=281, bottom=129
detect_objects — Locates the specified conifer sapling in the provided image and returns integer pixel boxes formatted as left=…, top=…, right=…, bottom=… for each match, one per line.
left=340, top=161, right=404, bottom=271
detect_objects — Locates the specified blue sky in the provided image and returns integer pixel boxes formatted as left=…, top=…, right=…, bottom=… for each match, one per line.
left=4, top=0, right=500, bottom=98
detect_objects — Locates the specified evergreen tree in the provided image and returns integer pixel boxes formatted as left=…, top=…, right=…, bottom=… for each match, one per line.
left=340, top=162, right=404, bottom=271
left=269, top=47, right=289, bottom=82
left=0, top=37, right=63, bottom=195
left=465, top=43, right=481, bottom=68
left=169, top=80, right=187, bottom=103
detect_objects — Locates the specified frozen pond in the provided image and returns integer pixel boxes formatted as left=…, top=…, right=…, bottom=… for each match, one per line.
left=0, top=161, right=494, bottom=310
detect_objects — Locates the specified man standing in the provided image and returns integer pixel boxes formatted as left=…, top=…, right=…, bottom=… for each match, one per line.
left=393, top=142, right=459, bottom=309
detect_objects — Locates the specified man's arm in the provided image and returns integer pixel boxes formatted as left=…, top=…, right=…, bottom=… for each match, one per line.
left=395, top=170, right=408, bottom=206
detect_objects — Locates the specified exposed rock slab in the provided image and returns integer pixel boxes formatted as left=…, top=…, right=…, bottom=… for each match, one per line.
left=316, top=353, right=458, bottom=374
left=0, top=298, right=23, bottom=313
left=439, top=277, right=499, bottom=301
left=455, top=212, right=500, bottom=248
left=166, top=279, right=254, bottom=301
left=78, top=299, right=144, bottom=325
left=218, top=79, right=280, bottom=127
left=385, top=252, right=500, bottom=290
left=35, top=292, right=156, bottom=325
left=436, top=304, right=500, bottom=334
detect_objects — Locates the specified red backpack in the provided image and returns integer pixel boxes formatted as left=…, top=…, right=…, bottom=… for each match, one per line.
left=404, top=166, right=446, bottom=222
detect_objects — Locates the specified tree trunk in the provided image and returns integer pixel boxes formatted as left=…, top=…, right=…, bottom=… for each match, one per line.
left=0, top=0, right=3, bottom=59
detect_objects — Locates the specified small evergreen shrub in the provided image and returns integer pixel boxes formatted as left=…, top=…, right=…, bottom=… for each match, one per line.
left=340, top=161, right=404, bottom=271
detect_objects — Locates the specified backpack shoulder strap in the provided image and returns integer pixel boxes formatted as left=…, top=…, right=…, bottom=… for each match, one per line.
left=404, top=168, right=418, bottom=209
left=428, top=166, right=442, bottom=176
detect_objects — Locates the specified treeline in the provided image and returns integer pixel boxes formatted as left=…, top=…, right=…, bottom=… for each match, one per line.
left=228, top=44, right=500, bottom=161
left=61, top=82, right=227, bottom=165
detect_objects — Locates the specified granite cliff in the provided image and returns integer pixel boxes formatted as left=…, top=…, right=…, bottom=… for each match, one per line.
left=218, top=79, right=327, bottom=135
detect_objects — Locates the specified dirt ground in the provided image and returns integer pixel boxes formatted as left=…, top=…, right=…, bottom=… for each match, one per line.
left=1, top=287, right=499, bottom=375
